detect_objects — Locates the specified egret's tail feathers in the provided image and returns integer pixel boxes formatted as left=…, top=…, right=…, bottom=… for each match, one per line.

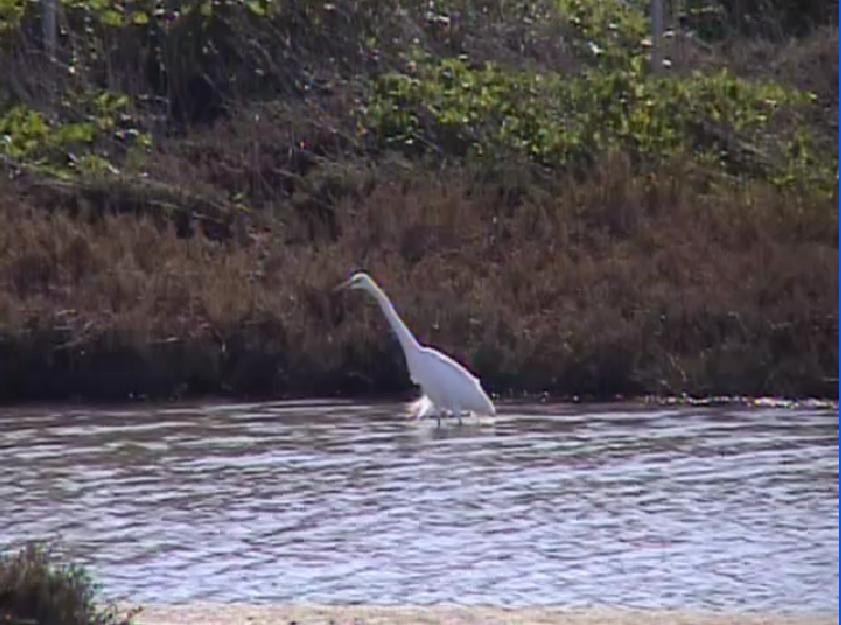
left=408, top=395, right=436, bottom=419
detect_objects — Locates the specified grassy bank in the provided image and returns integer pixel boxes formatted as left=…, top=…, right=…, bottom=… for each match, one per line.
left=0, top=0, right=836, bottom=402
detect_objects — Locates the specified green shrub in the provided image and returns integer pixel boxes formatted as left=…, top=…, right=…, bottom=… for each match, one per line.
left=362, top=54, right=831, bottom=195
left=1, top=0, right=403, bottom=125
left=555, top=0, right=649, bottom=71
left=0, top=91, right=151, bottom=178
left=1, top=0, right=835, bottom=197
left=0, top=543, right=136, bottom=625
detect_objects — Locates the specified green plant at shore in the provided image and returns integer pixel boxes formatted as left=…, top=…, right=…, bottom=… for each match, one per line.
left=0, top=543, right=137, bottom=625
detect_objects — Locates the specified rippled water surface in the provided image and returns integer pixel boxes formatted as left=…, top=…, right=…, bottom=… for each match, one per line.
left=1, top=401, right=837, bottom=610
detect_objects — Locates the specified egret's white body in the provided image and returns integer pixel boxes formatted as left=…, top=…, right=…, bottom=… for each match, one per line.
left=336, top=272, right=495, bottom=425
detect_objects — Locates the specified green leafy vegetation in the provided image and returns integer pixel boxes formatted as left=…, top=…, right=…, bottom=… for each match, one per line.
left=0, top=91, right=150, bottom=178
left=0, top=543, right=137, bottom=625
left=0, top=0, right=830, bottom=194
left=354, top=0, right=835, bottom=194
left=364, top=56, right=827, bottom=194
left=556, top=0, right=650, bottom=70
left=0, top=0, right=23, bottom=33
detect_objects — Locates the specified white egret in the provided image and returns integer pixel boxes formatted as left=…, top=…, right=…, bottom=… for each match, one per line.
left=335, top=272, right=495, bottom=426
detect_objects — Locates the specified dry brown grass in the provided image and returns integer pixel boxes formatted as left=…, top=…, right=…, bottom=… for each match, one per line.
left=0, top=139, right=835, bottom=401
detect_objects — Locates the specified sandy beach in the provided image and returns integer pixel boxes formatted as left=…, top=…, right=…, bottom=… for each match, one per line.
left=130, top=604, right=838, bottom=625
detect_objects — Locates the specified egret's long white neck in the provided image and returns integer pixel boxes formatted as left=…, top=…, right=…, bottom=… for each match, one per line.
left=366, top=284, right=420, bottom=355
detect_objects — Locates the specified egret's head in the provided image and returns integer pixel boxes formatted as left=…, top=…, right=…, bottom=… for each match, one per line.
left=334, top=271, right=377, bottom=293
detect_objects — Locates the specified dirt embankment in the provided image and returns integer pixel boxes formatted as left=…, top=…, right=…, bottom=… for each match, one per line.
left=0, top=3, right=836, bottom=402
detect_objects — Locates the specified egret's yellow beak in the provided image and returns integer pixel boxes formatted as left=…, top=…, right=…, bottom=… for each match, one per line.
left=333, top=278, right=352, bottom=292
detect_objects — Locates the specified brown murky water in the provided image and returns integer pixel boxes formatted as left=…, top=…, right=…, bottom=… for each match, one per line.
left=0, top=401, right=837, bottom=611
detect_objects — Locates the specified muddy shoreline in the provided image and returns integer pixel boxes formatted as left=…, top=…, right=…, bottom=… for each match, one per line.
left=0, top=391, right=835, bottom=410
left=128, top=604, right=838, bottom=625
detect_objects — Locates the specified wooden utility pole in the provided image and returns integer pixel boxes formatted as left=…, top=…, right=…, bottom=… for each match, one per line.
left=42, top=0, right=57, bottom=61
left=650, top=0, right=663, bottom=73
